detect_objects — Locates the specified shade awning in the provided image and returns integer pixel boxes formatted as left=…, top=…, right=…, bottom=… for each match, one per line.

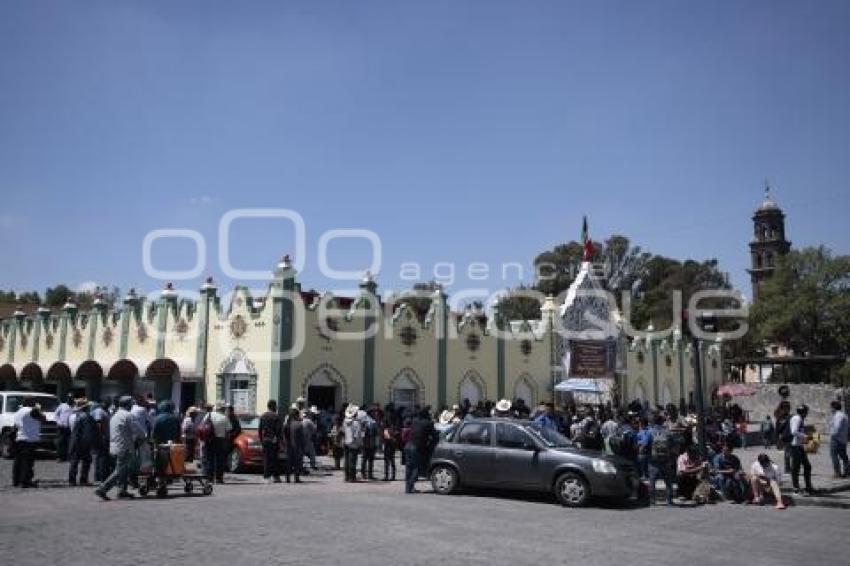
left=554, top=378, right=603, bottom=394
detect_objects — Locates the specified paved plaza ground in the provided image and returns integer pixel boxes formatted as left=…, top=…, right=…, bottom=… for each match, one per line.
left=1, top=451, right=849, bottom=566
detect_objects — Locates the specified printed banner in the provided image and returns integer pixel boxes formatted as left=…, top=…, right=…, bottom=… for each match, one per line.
left=568, top=339, right=615, bottom=378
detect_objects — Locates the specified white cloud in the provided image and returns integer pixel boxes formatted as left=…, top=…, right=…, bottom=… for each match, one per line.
left=76, top=281, right=100, bottom=293
left=189, top=195, right=218, bottom=206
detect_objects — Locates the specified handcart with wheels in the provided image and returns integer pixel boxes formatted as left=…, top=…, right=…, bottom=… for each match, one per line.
left=136, top=441, right=213, bottom=498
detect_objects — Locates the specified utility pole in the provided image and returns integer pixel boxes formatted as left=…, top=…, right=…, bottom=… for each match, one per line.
left=689, top=311, right=717, bottom=459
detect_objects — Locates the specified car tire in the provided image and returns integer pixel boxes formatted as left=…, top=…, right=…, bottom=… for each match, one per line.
left=0, top=431, right=14, bottom=460
left=554, top=472, right=590, bottom=507
left=430, top=464, right=458, bottom=495
left=227, top=449, right=242, bottom=473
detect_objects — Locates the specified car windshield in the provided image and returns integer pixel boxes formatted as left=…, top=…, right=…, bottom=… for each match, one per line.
left=4, top=395, right=59, bottom=413
left=238, top=415, right=260, bottom=429
left=526, top=424, right=572, bottom=448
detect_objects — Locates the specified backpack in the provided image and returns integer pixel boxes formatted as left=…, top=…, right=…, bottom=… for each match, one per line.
left=582, top=421, right=603, bottom=451
left=363, top=420, right=378, bottom=449
left=609, top=429, right=637, bottom=459
left=650, top=428, right=672, bottom=463
left=776, top=416, right=792, bottom=444
left=196, top=415, right=212, bottom=442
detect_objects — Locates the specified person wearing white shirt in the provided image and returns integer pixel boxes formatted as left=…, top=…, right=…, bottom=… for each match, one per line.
left=130, top=400, right=152, bottom=439
left=750, top=453, right=786, bottom=509
left=12, top=398, right=46, bottom=488
left=207, top=403, right=232, bottom=484
left=789, top=405, right=814, bottom=495
left=54, top=394, right=74, bottom=462
left=828, top=400, right=849, bottom=478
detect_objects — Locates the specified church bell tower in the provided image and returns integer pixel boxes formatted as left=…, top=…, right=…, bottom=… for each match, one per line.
left=747, top=183, right=791, bottom=301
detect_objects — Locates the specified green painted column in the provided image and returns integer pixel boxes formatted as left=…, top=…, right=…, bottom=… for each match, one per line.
left=651, top=340, right=659, bottom=405
left=88, top=311, right=99, bottom=361
left=59, top=303, right=76, bottom=362
left=32, top=311, right=45, bottom=363
left=437, top=291, right=448, bottom=408
left=359, top=273, right=378, bottom=405
left=678, top=343, right=686, bottom=408
left=270, top=256, right=296, bottom=411
left=8, top=321, right=17, bottom=366
left=120, top=290, right=138, bottom=360
left=196, top=279, right=216, bottom=405
left=494, top=304, right=505, bottom=401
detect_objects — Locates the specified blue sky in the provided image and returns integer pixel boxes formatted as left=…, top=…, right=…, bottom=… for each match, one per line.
left=1, top=0, right=848, bottom=305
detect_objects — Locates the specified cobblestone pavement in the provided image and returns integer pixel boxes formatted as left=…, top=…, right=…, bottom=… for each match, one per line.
left=2, top=454, right=849, bottom=566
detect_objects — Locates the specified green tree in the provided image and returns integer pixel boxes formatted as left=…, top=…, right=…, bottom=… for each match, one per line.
left=394, top=281, right=441, bottom=321
left=497, top=285, right=544, bottom=321
left=45, top=284, right=74, bottom=307
left=750, top=246, right=850, bottom=356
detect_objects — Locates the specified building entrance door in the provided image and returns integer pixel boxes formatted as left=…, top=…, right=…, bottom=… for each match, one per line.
left=308, top=386, right=337, bottom=412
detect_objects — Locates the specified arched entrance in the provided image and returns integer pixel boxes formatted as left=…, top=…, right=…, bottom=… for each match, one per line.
left=106, top=360, right=138, bottom=400
left=661, top=382, right=673, bottom=407
left=458, top=370, right=486, bottom=406
left=0, top=364, right=18, bottom=391
left=145, top=359, right=180, bottom=405
left=388, top=368, right=424, bottom=411
left=77, top=361, right=104, bottom=401
left=19, top=363, right=44, bottom=393
left=301, top=363, right=347, bottom=412
left=217, top=350, right=257, bottom=414
left=46, top=362, right=72, bottom=399
left=633, top=381, right=648, bottom=403
left=513, top=373, right=537, bottom=407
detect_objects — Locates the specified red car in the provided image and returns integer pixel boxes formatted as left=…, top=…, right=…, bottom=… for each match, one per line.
left=227, top=414, right=286, bottom=473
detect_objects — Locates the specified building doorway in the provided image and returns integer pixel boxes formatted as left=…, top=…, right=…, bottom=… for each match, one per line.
left=303, top=366, right=346, bottom=412
left=181, top=382, right=199, bottom=414
left=308, top=386, right=337, bottom=412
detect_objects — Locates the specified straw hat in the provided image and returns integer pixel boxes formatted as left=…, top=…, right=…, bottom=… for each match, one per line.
left=439, top=410, right=455, bottom=426
left=495, top=399, right=512, bottom=413
left=74, top=397, right=89, bottom=409
left=345, top=404, right=359, bottom=419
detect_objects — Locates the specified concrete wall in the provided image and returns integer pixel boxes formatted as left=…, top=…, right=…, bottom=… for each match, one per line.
left=728, top=383, right=846, bottom=432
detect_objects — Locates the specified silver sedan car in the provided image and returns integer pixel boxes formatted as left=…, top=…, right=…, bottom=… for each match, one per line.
left=428, top=417, right=639, bottom=507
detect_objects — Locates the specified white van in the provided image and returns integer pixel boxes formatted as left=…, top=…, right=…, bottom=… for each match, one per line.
left=0, top=391, right=60, bottom=458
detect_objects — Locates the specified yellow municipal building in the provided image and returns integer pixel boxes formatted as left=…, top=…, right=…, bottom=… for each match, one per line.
left=0, top=256, right=724, bottom=415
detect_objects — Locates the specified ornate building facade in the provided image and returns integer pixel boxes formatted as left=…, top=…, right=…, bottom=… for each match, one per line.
left=0, top=257, right=724, bottom=414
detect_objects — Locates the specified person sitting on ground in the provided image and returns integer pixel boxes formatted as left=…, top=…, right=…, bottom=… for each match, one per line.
left=750, top=453, right=786, bottom=510
left=713, top=443, right=748, bottom=503
left=676, top=446, right=707, bottom=501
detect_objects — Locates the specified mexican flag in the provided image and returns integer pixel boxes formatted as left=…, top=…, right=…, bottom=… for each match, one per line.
left=581, top=215, right=594, bottom=261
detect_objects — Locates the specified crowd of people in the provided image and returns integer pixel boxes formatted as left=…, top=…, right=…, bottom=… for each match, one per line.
left=7, top=390, right=849, bottom=508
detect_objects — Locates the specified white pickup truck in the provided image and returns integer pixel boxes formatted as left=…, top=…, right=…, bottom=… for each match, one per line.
left=0, top=391, right=60, bottom=458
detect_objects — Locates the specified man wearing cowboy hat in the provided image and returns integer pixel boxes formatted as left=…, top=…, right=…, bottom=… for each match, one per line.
left=68, top=398, right=97, bottom=486
left=284, top=405, right=306, bottom=483
left=492, top=399, right=513, bottom=418
left=302, top=407, right=319, bottom=471
left=182, top=406, right=199, bottom=463
left=95, top=396, right=142, bottom=500
left=207, top=401, right=232, bottom=484
left=342, top=404, right=362, bottom=482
